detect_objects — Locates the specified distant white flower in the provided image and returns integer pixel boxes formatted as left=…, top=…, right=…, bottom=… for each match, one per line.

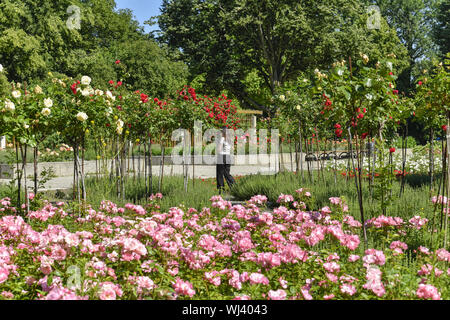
left=361, top=53, right=369, bottom=64
left=0, top=64, right=3, bottom=73
left=12, top=90, right=21, bottom=99
left=337, top=69, right=344, bottom=76
left=116, top=119, right=124, bottom=135
left=296, top=105, right=301, bottom=111
left=366, top=94, right=373, bottom=100
left=4, top=99, right=15, bottom=111
left=106, top=90, right=115, bottom=101
left=365, top=79, right=372, bottom=87
left=387, top=62, right=393, bottom=71
left=43, top=98, right=53, bottom=108
left=95, top=89, right=104, bottom=96
left=279, top=95, right=286, bottom=102
left=81, top=88, right=91, bottom=97
left=76, top=112, right=88, bottom=122
left=81, top=76, right=91, bottom=86
left=34, top=85, right=43, bottom=94
left=23, top=123, right=29, bottom=129
left=106, top=107, right=113, bottom=115
left=41, top=108, right=51, bottom=117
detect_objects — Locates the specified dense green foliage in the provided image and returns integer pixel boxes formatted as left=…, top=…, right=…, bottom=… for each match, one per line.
left=433, top=0, right=450, bottom=57
left=0, top=0, right=187, bottom=94
left=159, top=0, right=409, bottom=112
left=374, top=0, right=440, bottom=94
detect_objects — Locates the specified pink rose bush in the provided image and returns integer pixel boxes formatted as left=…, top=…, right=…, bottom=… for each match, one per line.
left=0, top=192, right=448, bottom=300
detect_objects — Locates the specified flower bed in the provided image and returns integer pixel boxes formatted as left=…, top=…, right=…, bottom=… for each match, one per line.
left=0, top=191, right=448, bottom=300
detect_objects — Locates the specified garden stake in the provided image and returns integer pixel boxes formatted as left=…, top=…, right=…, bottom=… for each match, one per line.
left=445, top=114, right=450, bottom=249
left=299, top=120, right=304, bottom=183
left=430, top=127, right=434, bottom=191
left=144, top=142, right=148, bottom=197
left=399, top=124, right=408, bottom=196
left=15, top=141, right=21, bottom=207
left=149, top=133, right=153, bottom=197
left=348, top=127, right=367, bottom=248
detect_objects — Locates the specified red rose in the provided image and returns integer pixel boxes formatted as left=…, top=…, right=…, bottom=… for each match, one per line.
left=389, top=147, right=396, bottom=153
left=442, top=125, right=448, bottom=131
left=334, top=123, right=341, bottom=129
left=361, top=132, right=368, bottom=139
left=418, top=81, right=423, bottom=86
left=109, top=80, right=114, bottom=86
left=70, top=83, right=77, bottom=95
left=115, top=60, right=121, bottom=64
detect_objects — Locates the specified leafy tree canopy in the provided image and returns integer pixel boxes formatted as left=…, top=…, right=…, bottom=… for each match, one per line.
left=0, top=0, right=187, bottom=95
left=158, top=0, right=410, bottom=113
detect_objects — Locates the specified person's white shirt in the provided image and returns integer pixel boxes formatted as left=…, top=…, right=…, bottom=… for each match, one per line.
left=219, top=136, right=231, bottom=155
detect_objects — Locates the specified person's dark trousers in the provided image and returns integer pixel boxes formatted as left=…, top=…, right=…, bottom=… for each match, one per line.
left=216, top=154, right=236, bottom=192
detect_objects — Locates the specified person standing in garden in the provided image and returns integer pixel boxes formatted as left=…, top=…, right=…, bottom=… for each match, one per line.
left=216, top=126, right=236, bottom=193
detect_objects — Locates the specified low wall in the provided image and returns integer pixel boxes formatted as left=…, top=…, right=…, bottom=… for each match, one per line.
left=0, top=153, right=303, bottom=179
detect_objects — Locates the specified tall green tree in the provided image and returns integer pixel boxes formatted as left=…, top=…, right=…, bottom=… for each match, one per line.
left=433, top=0, right=450, bottom=56
left=373, top=0, right=439, bottom=94
left=112, top=39, right=188, bottom=97
left=158, top=0, right=409, bottom=114
left=0, top=0, right=187, bottom=93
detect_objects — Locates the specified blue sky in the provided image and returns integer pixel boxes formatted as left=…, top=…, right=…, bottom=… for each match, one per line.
left=115, top=0, right=163, bottom=33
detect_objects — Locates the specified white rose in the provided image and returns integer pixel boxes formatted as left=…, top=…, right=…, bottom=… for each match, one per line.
left=81, top=76, right=91, bottom=86
left=4, top=99, right=15, bottom=111
left=95, top=89, right=104, bottom=96
left=361, top=54, right=369, bottom=64
left=34, top=85, right=43, bottom=94
left=44, top=98, right=53, bottom=108
left=81, top=88, right=91, bottom=96
left=41, top=108, right=51, bottom=116
left=116, top=119, right=124, bottom=134
left=76, top=112, right=88, bottom=122
left=106, top=90, right=115, bottom=101
left=387, top=62, right=393, bottom=71
left=12, top=90, right=21, bottom=99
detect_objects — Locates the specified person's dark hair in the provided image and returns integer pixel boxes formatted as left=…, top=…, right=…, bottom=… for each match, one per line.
left=221, top=126, right=227, bottom=136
